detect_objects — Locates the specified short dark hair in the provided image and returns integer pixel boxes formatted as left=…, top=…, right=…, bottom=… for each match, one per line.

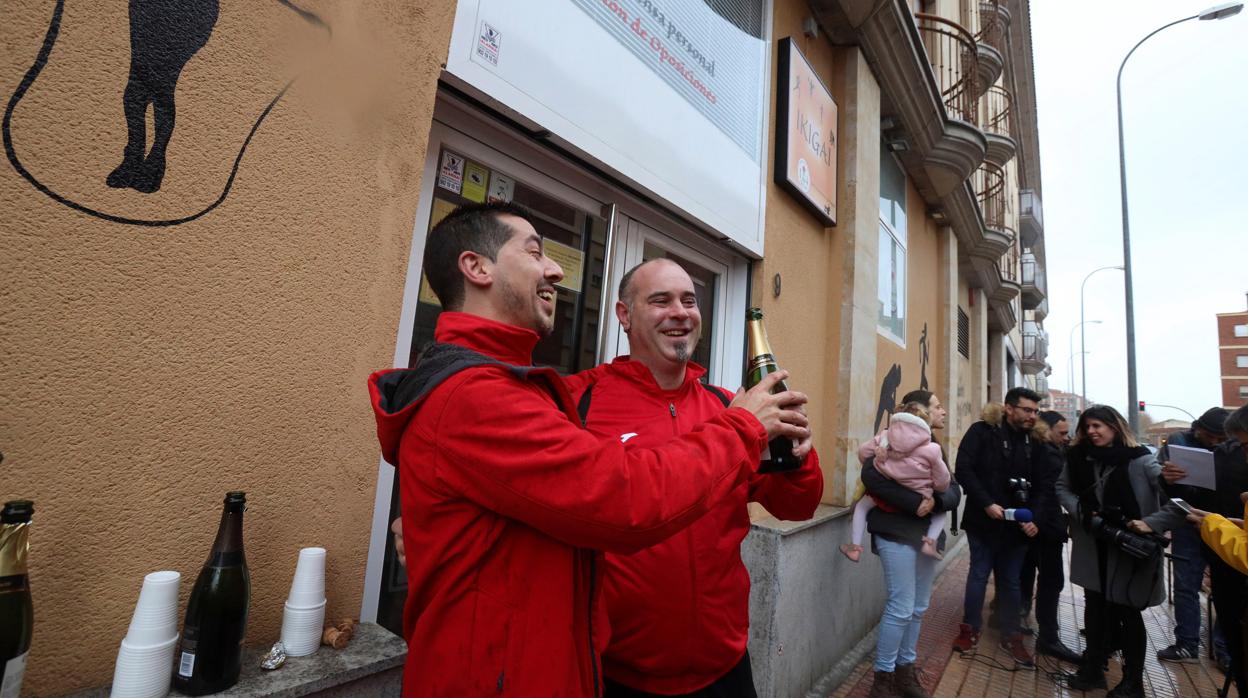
left=1226, top=404, right=1248, bottom=438
left=900, top=390, right=935, bottom=409
left=1040, top=410, right=1066, bottom=428
left=422, top=201, right=534, bottom=310
left=1004, top=387, right=1042, bottom=406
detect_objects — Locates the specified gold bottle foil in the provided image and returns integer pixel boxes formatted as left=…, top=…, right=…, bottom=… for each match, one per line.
left=0, top=522, right=31, bottom=578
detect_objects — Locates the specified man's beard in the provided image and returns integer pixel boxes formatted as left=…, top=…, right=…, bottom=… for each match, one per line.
left=674, top=342, right=689, bottom=362
left=502, top=280, right=553, bottom=336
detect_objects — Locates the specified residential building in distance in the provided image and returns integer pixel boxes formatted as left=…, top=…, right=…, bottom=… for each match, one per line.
left=1220, top=300, right=1248, bottom=409
left=1043, top=388, right=1085, bottom=419
left=1145, top=418, right=1191, bottom=448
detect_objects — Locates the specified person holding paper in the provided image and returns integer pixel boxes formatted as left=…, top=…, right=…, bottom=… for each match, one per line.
left=1156, top=407, right=1230, bottom=667
left=1169, top=404, right=1248, bottom=694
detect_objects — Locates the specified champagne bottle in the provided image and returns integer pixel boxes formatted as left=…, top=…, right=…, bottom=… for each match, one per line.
left=174, top=492, right=250, bottom=695
left=1, top=500, right=34, bottom=698
left=745, top=308, right=802, bottom=473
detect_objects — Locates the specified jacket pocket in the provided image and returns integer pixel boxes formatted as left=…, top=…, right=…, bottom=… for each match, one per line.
left=468, top=588, right=520, bottom=694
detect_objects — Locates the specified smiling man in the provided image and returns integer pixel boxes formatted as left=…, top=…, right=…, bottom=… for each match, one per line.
left=368, top=203, right=812, bottom=697
left=564, top=259, right=823, bottom=697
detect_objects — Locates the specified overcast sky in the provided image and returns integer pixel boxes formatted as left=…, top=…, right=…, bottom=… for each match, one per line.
left=1030, top=0, right=1248, bottom=422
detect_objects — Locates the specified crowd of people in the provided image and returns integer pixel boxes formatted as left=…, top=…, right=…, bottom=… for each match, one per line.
left=370, top=201, right=1248, bottom=698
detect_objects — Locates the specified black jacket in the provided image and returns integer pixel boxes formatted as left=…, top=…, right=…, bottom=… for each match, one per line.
left=954, top=403, right=1062, bottom=541
left=863, top=459, right=962, bottom=551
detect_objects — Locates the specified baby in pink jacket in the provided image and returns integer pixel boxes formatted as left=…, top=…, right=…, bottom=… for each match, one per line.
left=842, top=402, right=951, bottom=560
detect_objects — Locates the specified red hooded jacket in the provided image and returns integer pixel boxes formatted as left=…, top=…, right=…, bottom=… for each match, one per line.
left=367, top=313, right=769, bottom=697
left=565, top=358, right=823, bottom=694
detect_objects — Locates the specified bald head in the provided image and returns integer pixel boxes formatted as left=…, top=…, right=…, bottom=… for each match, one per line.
left=618, top=258, right=684, bottom=310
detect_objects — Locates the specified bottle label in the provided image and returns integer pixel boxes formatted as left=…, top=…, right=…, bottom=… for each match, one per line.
left=1, top=651, right=28, bottom=698
left=178, top=651, right=196, bottom=678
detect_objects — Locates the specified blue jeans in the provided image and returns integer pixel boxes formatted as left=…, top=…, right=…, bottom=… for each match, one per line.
left=875, top=536, right=938, bottom=672
left=1171, top=525, right=1229, bottom=658
left=963, top=530, right=1026, bottom=636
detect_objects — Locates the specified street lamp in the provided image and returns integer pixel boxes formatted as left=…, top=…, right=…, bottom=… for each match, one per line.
left=1068, top=350, right=1090, bottom=396
left=1146, top=403, right=1198, bottom=421
left=1081, top=267, right=1122, bottom=408
left=1068, top=320, right=1101, bottom=395
left=1117, top=2, right=1243, bottom=434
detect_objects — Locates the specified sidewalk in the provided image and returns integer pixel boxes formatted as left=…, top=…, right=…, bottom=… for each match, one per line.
left=830, top=538, right=1234, bottom=697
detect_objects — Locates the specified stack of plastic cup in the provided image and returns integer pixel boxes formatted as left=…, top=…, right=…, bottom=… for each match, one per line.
left=280, top=547, right=327, bottom=657
left=110, top=570, right=180, bottom=698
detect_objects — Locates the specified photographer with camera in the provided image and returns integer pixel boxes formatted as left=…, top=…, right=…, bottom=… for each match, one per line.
left=1057, top=405, right=1187, bottom=697
left=951, top=388, right=1059, bottom=667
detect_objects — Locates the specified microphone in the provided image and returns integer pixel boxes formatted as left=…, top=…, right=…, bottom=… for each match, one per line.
left=1004, top=508, right=1033, bottom=523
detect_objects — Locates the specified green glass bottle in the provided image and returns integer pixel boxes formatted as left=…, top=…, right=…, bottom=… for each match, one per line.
left=173, top=492, right=250, bottom=695
left=745, top=308, right=801, bottom=473
left=1, top=500, right=34, bottom=698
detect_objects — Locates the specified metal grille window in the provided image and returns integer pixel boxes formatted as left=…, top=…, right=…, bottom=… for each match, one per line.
left=958, top=307, right=970, bottom=359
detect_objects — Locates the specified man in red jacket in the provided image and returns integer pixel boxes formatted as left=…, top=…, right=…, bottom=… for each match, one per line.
left=369, top=202, right=811, bottom=697
left=564, top=259, right=823, bottom=697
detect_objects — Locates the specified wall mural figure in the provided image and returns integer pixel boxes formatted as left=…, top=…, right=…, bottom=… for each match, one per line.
left=106, top=0, right=220, bottom=194
left=3, top=0, right=329, bottom=226
left=919, top=322, right=930, bottom=392
left=874, top=363, right=902, bottom=433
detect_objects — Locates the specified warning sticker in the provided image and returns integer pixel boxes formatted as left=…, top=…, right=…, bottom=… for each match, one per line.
left=437, top=151, right=465, bottom=194
left=462, top=162, right=488, bottom=203
left=487, top=172, right=515, bottom=203
left=476, top=21, right=501, bottom=67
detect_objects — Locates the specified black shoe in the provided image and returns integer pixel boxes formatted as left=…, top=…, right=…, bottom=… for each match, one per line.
left=1217, top=654, right=1232, bottom=675
left=1061, top=670, right=1107, bottom=691
left=1107, top=675, right=1144, bottom=698
left=1036, top=638, right=1083, bottom=664
left=1157, top=644, right=1200, bottom=664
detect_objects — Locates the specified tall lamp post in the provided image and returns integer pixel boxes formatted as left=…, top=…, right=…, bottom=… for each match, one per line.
left=1081, top=267, right=1122, bottom=409
left=1117, top=1, right=1243, bottom=434
left=1068, top=321, right=1101, bottom=396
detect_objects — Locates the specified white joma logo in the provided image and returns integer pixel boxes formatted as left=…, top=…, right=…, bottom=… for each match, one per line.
left=620, top=433, right=639, bottom=443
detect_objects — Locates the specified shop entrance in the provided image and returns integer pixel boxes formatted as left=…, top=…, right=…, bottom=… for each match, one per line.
left=363, top=96, right=750, bottom=634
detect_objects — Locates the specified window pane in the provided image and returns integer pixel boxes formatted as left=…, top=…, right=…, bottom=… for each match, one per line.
left=1236, top=324, right=1248, bottom=338
left=877, top=221, right=906, bottom=343
left=878, top=143, right=907, bottom=239
left=1238, top=355, right=1248, bottom=369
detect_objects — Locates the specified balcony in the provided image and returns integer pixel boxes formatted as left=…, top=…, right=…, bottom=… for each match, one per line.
left=1020, top=251, right=1046, bottom=309
left=1019, top=188, right=1044, bottom=247
left=971, top=0, right=1009, bottom=94
left=981, top=85, right=1017, bottom=167
left=916, top=13, right=979, bottom=126
left=1034, top=298, right=1049, bottom=322
left=1035, top=372, right=1050, bottom=401
left=969, top=162, right=1019, bottom=331
left=1022, top=320, right=1049, bottom=375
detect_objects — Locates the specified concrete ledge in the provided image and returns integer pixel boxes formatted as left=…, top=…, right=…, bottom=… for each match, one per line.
left=70, top=622, right=406, bottom=698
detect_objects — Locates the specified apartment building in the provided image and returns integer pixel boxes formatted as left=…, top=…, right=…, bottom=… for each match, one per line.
left=1219, top=304, right=1248, bottom=409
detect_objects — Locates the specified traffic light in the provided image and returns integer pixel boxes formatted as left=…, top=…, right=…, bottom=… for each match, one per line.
left=1138, top=400, right=1146, bottom=412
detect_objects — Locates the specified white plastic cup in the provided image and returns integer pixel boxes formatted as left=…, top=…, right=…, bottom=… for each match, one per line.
left=124, top=571, right=180, bottom=646
left=286, top=547, right=327, bottom=608
left=110, top=636, right=176, bottom=698
left=280, top=600, right=326, bottom=657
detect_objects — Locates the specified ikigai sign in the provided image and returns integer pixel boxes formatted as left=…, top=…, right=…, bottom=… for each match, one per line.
left=444, top=0, right=770, bottom=256
left=775, top=38, right=837, bottom=226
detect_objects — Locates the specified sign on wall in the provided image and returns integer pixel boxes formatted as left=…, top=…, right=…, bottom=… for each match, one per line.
left=775, top=38, right=837, bottom=227
left=445, top=0, right=770, bottom=256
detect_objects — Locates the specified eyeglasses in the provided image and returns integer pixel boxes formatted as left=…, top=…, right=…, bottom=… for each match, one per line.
left=1014, top=406, right=1039, bottom=415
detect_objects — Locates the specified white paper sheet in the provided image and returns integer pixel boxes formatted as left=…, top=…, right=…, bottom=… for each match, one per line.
left=1170, top=444, right=1216, bottom=490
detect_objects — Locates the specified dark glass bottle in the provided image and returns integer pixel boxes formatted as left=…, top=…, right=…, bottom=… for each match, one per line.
left=1, top=500, right=34, bottom=698
left=173, top=492, right=250, bottom=695
left=745, top=308, right=802, bottom=473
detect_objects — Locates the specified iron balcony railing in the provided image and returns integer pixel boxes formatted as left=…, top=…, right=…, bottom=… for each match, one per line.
left=916, top=13, right=979, bottom=126
left=976, top=0, right=1006, bottom=55
left=983, top=84, right=1014, bottom=140
left=999, top=238, right=1020, bottom=284
left=975, top=161, right=1007, bottom=231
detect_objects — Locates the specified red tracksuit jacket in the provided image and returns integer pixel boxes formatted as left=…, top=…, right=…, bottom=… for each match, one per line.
left=565, top=358, right=823, bottom=694
left=368, top=313, right=768, bottom=696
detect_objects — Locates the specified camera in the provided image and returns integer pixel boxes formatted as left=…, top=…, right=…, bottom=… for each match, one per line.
left=1089, top=506, right=1165, bottom=561
left=1007, top=478, right=1031, bottom=507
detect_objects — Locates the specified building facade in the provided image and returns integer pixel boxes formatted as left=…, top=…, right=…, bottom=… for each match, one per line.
left=1219, top=306, right=1248, bottom=409
left=1, top=0, right=1051, bottom=694
left=1044, top=388, right=1085, bottom=419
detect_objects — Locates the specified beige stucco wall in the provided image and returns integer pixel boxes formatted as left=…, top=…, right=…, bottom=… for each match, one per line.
left=751, top=2, right=851, bottom=510
left=0, top=1, right=455, bottom=693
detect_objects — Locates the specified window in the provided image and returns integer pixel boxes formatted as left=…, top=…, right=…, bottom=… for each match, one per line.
left=878, top=144, right=907, bottom=344
left=1241, top=385, right=1248, bottom=399
left=1238, top=355, right=1248, bottom=369
left=1236, top=324, right=1248, bottom=338
left=957, top=307, right=970, bottom=359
